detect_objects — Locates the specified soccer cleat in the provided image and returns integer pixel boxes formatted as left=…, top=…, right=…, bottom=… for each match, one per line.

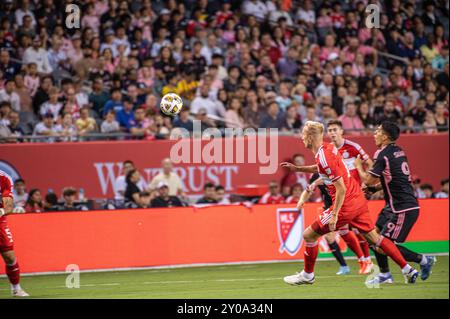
left=359, top=260, right=374, bottom=275
left=283, top=271, right=315, bottom=285
left=336, top=266, right=350, bottom=275
left=11, top=288, right=30, bottom=297
left=365, top=273, right=394, bottom=285
left=404, top=268, right=419, bottom=284
left=420, top=256, right=437, bottom=281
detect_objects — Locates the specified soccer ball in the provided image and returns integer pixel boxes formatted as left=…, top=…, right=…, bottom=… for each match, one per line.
left=160, top=93, right=183, bottom=116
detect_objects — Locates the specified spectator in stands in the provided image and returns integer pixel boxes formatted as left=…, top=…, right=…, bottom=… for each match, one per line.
left=420, top=183, right=436, bottom=198
left=33, top=112, right=57, bottom=141
left=138, top=192, right=153, bottom=209
left=76, top=107, right=97, bottom=136
left=285, top=183, right=303, bottom=204
left=434, top=102, right=449, bottom=132
left=125, top=169, right=145, bottom=208
left=116, top=97, right=135, bottom=130
left=101, top=110, right=120, bottom=135
left=114, top=160, right=147, bottom=203
left=259, top=181, right=285, bottom=204
left=0, top=0, right=446, bottom=143
left=102, top=88, right=124, bottom=117
left=88, top=77, right=110, bottom=116
left=434, top=178, right=449, bottom=198
left=338, top=102, right=365, bottom=135
left=196, top=183, right=218, bottom=204
left=215, top=185, right=230, bottom=205
left=225, top=97, right=245, bottom=129
left=260, top=102, right=284, bottom=129
left=13, top=179, right=28, bottom=208
left=173, top=107, right=194, bottom=133
left=0, top=79, right=20, bottom=111
left=39, top=86, right=62, bottom=121
left=0, top=50, right=21, bottom=81
left=44, top=192, right=60, bottom=212
left=190, top=84, right=226, bottom=118
left=149, top=158, right=184, bottom=197
left=281, top=153, right=310, bottom=196
left=61, top=187, right=87, bottom=211
left=22, top=36, right=52, bottom=74
left=54, top=112, right=77, bottom=142
left=151, top=181, right=184, bottom=208
left=24, top=188, right=43, bottom=213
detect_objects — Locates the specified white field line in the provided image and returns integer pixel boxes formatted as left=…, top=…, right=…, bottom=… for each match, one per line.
left=1, top=252, right=447, bottom=278
left=0, top=275, right=364, bottom=291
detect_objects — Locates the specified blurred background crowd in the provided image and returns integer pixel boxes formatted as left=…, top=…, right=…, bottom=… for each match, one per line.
left=0, top=0, right=449, bottom=143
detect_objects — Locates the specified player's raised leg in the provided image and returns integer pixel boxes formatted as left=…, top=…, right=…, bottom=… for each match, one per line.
left=363, top=230, right=418, bottom=284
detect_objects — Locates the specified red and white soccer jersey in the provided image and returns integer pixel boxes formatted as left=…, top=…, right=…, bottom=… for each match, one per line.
left=258, top=192, right=285, bottom=204
left=0, top=170, right=15, bottom=252
left=337, top=139, right=369, bottom=185
left=311, top=143, right=374, bottom=235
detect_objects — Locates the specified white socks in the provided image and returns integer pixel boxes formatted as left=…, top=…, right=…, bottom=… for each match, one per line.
left=12, top=284, right=21, bottom=291
left=302, top=271, right=314, bottom=280
left=420, top=255, right=428, bottom=266
left=401, top=264, right=412, bottom=275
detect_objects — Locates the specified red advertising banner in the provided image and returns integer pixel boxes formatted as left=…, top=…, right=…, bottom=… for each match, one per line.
left=0, top=134, right=448, bottom=198
left=3, top=199, right=448, bottom=274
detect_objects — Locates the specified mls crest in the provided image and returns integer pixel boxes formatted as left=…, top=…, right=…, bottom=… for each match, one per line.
left=277, top=208, right=304, bottom=256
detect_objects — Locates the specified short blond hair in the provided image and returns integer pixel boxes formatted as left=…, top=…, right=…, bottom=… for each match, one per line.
left=303, top=121, right=324, bottom=136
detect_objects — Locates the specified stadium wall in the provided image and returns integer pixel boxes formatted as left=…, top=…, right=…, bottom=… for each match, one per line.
left=3, top=199, right=448, bottom=275
left=0, top=134, right=448, bottom=198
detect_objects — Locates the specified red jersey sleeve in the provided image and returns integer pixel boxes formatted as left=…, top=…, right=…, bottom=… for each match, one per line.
left=317, top=145, right=342, bottom=183
left=345, top=140, right=369, bottom=161
left=0, top=173, right=14, bottom=198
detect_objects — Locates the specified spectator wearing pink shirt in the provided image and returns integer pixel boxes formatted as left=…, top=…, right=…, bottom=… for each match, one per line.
left=225, top=98, right=245, bottom=129
left=342, top=37, right=377, bottom=64
left=66, top=34, right=84, bottom=67
left=320, top=34, right=340, bottom=62
left=81, top=4, right=100, bottom=33
left=338, top=102, right=365, bottom=135
left=351, top=53, right=366, bottom=78
left=23, top=62, right=40, bottom=97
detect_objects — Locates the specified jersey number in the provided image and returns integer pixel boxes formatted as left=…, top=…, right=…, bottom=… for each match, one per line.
left=401, top=162, right=412, bottom=182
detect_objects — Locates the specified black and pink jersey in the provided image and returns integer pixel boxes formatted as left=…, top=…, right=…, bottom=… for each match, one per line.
left=369, top=143, right=419, bottom=213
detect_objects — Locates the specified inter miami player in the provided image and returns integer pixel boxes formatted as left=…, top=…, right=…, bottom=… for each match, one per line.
left=355, top=122, right=436, bottom=284
left=297, top=173, right=351, bottom=275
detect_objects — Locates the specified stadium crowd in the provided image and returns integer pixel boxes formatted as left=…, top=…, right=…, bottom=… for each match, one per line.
left=0, top=0, right=449, bottom=143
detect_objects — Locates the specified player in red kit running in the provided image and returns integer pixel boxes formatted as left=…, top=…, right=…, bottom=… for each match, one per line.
left=0, top=170, right=29, bottom=297
left=326, top=120, right=373, bottom=273
left=282, top=121, right=418, bottom=285
left=281, top=120, right=374, bottom=275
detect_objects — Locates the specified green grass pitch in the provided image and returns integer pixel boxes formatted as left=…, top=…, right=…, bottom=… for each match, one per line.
left=1, top=256, right=448, bottom=299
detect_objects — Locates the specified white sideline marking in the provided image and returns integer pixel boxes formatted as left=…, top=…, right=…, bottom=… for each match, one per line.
left=0, top=252, right=447, bottom=279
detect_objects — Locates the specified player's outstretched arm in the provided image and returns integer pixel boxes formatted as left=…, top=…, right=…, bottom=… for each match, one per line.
left=354, top=155, right=379, bottom=186
left=280, top=162, right=318, bottom=173
left=296, top=190, right=311, bottom=211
